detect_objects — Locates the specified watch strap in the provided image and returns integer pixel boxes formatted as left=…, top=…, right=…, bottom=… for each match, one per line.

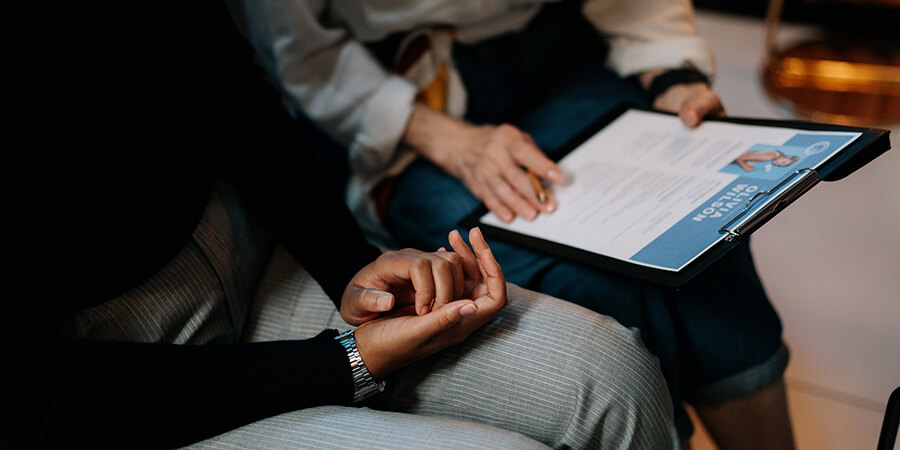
left=335, top=330, right=386, bottom=403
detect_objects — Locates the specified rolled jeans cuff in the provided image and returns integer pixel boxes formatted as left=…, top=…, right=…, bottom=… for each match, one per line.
left=691, top=343, right=790, bottom=406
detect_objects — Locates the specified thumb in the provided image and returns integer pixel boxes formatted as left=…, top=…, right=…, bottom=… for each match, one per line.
left=679, top=106, right=701, bottom=128
left=415, top=300, right=478, bottom=336
left=344, top=287, right=395, bottom=325
left=680, top=91, right=724, bottom=128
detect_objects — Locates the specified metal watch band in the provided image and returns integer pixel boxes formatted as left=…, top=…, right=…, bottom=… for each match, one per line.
left=335, top=330, right=386, bottom=403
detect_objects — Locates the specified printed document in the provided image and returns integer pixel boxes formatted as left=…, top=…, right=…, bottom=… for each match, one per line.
left=480, top=110, right=861, bottom=271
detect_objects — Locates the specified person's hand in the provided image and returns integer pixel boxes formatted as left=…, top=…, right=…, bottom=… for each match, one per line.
left=352, top=227, right=507, bottom=379
left=341, top=247, right=465, bottom=324
left=640, top=69, right=726, bottom=127
left=402, top=103, right=565, bottom=223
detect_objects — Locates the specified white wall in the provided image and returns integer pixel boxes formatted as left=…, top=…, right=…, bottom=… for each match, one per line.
left=694, top=10, right=899, bottom=449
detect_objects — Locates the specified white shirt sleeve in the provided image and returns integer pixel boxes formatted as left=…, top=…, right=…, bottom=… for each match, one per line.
left=233, top=0, right=417, bottom=177
left=582, top=0, right=715, bottom=79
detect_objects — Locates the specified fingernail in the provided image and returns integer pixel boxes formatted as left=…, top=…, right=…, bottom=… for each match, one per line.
left=460, top=303, right=478, bottom=316
left=420, top=304, right=431, bottom=315
left=547, top=169, right=562, bottom=181
left=376, top=295, right=393, bottom=310
left=546, top=203, right=556, bottom=212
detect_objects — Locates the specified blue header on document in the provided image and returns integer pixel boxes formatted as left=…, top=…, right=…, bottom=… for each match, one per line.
left=630, top=133, right=857, bottom=271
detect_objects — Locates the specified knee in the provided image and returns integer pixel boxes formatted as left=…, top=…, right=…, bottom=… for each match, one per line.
left=563, top=308, right=670, bottom=407
left=539, top=302, right=678, bottom=447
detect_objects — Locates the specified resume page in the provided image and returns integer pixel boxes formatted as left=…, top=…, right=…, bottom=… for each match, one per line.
left=480, top=110, right=860, bottom=271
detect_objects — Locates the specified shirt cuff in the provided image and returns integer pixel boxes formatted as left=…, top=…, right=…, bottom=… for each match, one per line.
left=606, top=37, right=716, bottom=81
left=348, top=76, right=418, bottom=177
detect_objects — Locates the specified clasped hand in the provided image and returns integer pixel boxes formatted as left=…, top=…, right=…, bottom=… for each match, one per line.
left=340, top=228, right=506, bottom=379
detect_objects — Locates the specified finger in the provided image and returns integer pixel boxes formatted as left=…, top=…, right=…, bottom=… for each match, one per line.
left=409, top=257, right=436, bottom=315
left=479, top=187, right=515, bottom=223
left=430, top=255, right=457, bottom=311
left=487, top=174, right=536, bottom=221
left=713, top=103, right=727, bottom=117
left=478, top=244, right=506, bottom=299
left=510, top=138, right=564, bottom=183
left=469, top=227, right=507, bottom=306
left=468, top=227, right=490, bottom=280
left=680, top=90, right=724, bottom=128
left=480, top=151, right=536, bottom=220
left=504, top=166, right=549, bottom=216
left=543, top=188, right=558, bottom=213
left=343, top=287, right=394, bottom=325
left=489, top=142, right=551, bottom=215
left=433, top=250, right=464, bottom=300
left=448, top=229, right=481, bottom=283
left=413, top=299, right=478, bottom=339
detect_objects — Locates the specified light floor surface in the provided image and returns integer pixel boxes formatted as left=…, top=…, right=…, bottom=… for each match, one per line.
left=689, top=9, right=900, bottom=450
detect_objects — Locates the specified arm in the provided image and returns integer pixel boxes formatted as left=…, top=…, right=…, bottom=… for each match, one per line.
left=583, top=0, right=714, bottom=80
left=400, top=0, right=722, bottom=221
left=3, top=329, right=354, bottom=449
left=232, top=1, right=567, bottom=224
left=231, top=0, right=418, bottom=177
left=734, top=151, right=781, bottom=172
left=583, top=0, right=724, bottom=126
left=2, top=2, right=376, bottom=447
left=736, top=158, right=757, bottom=172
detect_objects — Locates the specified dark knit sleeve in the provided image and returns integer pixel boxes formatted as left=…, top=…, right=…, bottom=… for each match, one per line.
left=228, top=152, right=384, bottom=309
left=204, top=0, right=383, bottom=309
left=3, top=330, right=354, bottom=449
left=3, top=1, right=379, bottom=448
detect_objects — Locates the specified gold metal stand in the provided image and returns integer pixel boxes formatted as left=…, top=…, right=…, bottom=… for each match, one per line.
left=762, top=0, right=900, bottom=125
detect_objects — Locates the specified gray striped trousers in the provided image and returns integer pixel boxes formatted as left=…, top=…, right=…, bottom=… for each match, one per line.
left=74, top=185, right=679, bottom=449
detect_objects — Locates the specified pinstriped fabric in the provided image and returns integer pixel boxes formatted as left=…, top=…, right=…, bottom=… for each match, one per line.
left=233, top=246, right=680, bottom=449
left=379, top=284, right=679, bottom=449
left=71, top=184, right=678, bottom=448
left=191, top=183, right=273, bottom=339
left=73, top=184, right=272, bottom=345
left=187, top=406, right=549, bottom=450
left=241, top=247, right=347, bottom=342
left=73, top=239, right=232, bottom=344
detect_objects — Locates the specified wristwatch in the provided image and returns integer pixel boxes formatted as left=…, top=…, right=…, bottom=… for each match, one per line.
left=335, top=330, right=386, bottom=403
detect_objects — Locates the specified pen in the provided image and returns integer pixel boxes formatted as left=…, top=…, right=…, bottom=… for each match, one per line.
left=527, top=169, right=547, bottom=205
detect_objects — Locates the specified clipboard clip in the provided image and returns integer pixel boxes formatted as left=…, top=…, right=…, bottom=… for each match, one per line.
left=719, top=168, right=820, bottom=242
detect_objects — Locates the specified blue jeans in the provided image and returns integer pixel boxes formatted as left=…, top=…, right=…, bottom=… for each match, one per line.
left=382, top=1, right=787, bottom=439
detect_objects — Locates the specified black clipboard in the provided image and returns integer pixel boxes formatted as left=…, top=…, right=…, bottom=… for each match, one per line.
left=461, top=105, right=891, bottom=288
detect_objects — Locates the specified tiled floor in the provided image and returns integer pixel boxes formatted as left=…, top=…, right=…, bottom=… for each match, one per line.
left=690, top=10, right=900, bottom=450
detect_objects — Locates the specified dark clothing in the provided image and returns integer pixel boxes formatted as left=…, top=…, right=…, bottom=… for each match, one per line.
left=4, top=1, right=381, bottom=448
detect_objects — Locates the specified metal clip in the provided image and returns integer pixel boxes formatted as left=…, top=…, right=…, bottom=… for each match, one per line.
left=719, top=168, right=820, bottom=242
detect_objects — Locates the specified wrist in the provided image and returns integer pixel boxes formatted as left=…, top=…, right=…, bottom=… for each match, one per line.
left=401, top=102, right=465, bottom=169
left=643, top=67, right=709, bottom=104
left=335, top=329, right=386, bottom=403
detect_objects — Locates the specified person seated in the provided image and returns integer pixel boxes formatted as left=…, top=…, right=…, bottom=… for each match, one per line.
left=2, top=2, right=677, bottom=448
left=231, top=0, right=796, bottom=446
